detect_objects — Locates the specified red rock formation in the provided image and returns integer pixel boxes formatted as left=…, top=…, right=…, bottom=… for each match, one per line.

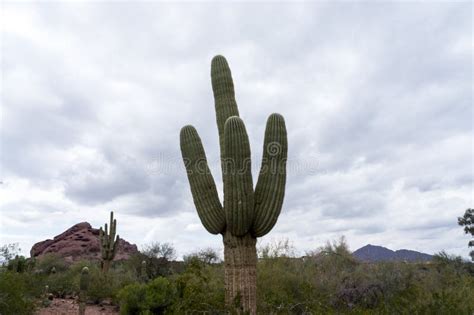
left=31, top=222, right=138, bottom=263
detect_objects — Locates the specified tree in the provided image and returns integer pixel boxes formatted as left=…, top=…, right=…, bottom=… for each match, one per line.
left=142, top=242, right=176, bottom=261
left=0, top=243, right=21, bottom=265
left=458, top=208, right=474, bottom=261
left=183, top=248, right=221, bottom=265
left=139, top=242, right=177, bottom=278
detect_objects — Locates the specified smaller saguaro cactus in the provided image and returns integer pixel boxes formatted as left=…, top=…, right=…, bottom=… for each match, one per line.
left=42, top=285, right=52, bottom=307
left=140, top=260, right=148, bottom=283
left=79, top=267, right=89, bottom=315
left=99, top=211, right=119, bottom=273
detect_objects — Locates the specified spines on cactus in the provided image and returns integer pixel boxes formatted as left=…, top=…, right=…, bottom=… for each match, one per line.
left=180, top=55, right=288, bottom=314
left=99, top=211, right=119, bottom=273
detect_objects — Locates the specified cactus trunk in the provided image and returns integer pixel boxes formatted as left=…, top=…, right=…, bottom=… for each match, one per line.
left=79, top=267, right=89, bottom=315
left=223, top=231, right=257, bottom=315
left=102, top=260, right=111, bottom=273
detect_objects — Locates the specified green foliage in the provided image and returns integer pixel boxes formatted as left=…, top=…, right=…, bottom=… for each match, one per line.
left=117, top=277, right=175, bottom=315
left=458, top=208, right=474, bottom=260
left=183, top=248, right=221, bottom=265
left=255, top=238, right=474, bottom=314
left=1, top=240, right=472, bottom=314
left=167, top=259, right=225, bottom=314
left=0, top=243, right=21, bottom=265
left=142, top=242, right=176, bottom=261
left=0, top=270, right=36, bottom=315
left=45, top=268, right=77, bottom=298
left=127, top=243, right=177, bottom=280
left=7, top=255, right=28, bottom=273
left=85, top=263, right=137, bottom=303
left=35, top=253, right=68, bottom=274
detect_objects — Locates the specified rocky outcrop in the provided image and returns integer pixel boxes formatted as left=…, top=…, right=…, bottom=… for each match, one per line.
left=31, top=222, right=138, bottom=262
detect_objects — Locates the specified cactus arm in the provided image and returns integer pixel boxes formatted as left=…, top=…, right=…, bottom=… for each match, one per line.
left=223, top=117, right=254, bottom=236
left=110, top=213, right=116, bottom=239
left=113, top=235, right=119, bottom=257
left=180, top=125, right=226, bottom=234
left=211, top=55, right=240, bottom=159
left=252, top=113, right=288, bottom=237
left=99, top=227, right=107, bottom=260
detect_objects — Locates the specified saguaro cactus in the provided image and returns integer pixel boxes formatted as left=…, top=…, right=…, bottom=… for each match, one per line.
left=79, top=267, right=89, bottom=315
left=180, top=55, right=287, bottom=314
left=140, top=260, right=148, bottom=283
left=99, top=211, right=119, bottom=273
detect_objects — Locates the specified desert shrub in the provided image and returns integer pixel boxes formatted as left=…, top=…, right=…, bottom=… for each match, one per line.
left=0, top=270, right=36, bottom=315
left=127, top=253, right=174, bottom=281
left=45, top=271, right=75, bottom=298
left=34, top=253, right=68, bottom=274
left=6, top=255, right=28, bottom=273
left=0, top=243, right=22, bottom=265
left=166, top=257, right=225, bottom=314
left=84, top=263, right=137, bottom=303
left=258, top=257, right=317, bottom=314
left=126, top=243, right=178, bottom=281
left=183, top=248, right=221, bottom=265
left=117, top=277, right=175, bottom=314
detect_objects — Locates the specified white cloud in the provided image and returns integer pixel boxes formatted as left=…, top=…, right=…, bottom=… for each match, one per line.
left=1, top=2, right=472, bottom=259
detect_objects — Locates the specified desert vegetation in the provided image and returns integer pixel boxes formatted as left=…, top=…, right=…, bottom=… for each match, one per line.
left=1, top=239, right=473, bottom=315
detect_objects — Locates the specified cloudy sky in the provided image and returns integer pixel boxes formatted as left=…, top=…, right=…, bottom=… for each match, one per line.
left=1, top=1, right=472, bottom=259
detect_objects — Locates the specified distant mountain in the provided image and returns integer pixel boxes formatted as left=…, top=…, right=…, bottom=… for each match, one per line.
left=353, top=244, right=433, bottom=262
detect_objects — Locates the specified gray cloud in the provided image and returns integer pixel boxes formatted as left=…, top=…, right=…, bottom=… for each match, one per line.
left=1, top=2, right=472, bottom=258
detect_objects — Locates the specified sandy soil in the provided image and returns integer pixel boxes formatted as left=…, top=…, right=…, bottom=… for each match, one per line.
left=36, top=299, right=119, bottom=315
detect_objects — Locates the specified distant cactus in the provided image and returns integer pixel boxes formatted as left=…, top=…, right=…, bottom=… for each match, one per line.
left=42, top=285, right=52, bottom=307
left=180, top=56, right=287, bottom=314
left=140, top=260, right=148, bottom=283
left=50, top=266, right=56, bottom=274
left=79, top=267, right=89, bottom=315
left=99, top=211, right=119, bottom=273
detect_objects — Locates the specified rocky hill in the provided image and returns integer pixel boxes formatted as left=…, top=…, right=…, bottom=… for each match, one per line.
left=353, top=244, right=433, bottom=262
left=30, top=222, right=138, bottom=262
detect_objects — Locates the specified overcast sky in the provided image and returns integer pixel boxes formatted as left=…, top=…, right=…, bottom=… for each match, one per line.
left=1, top=1, right=472, bottom=259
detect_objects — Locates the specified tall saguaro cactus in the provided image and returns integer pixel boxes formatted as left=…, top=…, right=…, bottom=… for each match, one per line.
left=99, top=211, right=119, bottom=273
left=180, top=55, right=287, bottom=314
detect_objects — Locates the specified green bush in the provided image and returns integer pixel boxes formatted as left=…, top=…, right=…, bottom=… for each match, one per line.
left=2, top=240, right=473, bottom=314
left=35, top=253, right=68, bottom=274
left=83, top=263, right=137, bottom=303
left=167, top=257, right=225, bottom=314
left=7, top=255, right=28, bottom=273
left=0, top=270, right=36, bottom=315
left=117, top=277, right=175, bottom=315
